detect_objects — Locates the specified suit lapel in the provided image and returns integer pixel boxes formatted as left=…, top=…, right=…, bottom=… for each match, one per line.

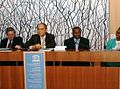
left=71, top=38, right=76, bottom=49
left=45, top=33, right=49, bottom=45
left=36, top=35, right=41, bottom=44
left=5, top=39, right=8, bottom=47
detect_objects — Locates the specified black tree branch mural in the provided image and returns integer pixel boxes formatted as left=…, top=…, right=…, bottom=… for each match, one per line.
left=0, top=0, right=109, bottom=49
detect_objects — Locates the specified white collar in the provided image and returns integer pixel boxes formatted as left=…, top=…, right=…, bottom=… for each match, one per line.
left=40, top=35, right=46, bottom=39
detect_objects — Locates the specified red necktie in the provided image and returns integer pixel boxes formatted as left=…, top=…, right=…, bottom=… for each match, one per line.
left=8, top=40, right=12, bottom=48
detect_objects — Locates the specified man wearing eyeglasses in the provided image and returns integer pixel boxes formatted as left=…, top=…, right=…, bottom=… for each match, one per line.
left=0, top=27, right=24, bottom=49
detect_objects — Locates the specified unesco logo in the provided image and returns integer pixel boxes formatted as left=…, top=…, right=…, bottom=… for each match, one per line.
left=32, top=55, right=40, bottom=62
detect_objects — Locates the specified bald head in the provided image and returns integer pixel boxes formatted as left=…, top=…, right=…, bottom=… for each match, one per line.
left=37, top=23, right=47, bottom=37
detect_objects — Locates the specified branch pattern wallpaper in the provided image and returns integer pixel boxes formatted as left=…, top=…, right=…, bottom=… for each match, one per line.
left=0, top=0, right=109, bottom=49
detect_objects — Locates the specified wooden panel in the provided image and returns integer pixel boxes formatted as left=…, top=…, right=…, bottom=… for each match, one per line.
left=105, top=67, right=119, bottom=89
left=45, top=51, right=91, bottom=61
left=0, top=51, right=119, bottom=89
left=0, top=66, right=24, bottom=89
left=0, top=51, right=120, bottom=62
left=90, top=51, right=120, bottom=62
left=0, top=51, right=23, bottom=61
left=0, top=65, right=118, bottom=89
left=46, top=66, right=119, bottom=89
left=45, top=51, right=120, bottom=62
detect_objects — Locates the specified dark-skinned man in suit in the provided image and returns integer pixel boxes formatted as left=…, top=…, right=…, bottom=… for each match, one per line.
left=64, top=26, right=91, bottom=66
left=64, top=26, right=89, bottom=51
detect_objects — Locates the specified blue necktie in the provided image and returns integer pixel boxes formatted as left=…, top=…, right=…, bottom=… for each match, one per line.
left=75, top=39, right=79, bottom=51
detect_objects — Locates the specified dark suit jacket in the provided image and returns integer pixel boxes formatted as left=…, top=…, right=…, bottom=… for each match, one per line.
left=64, top=37, right=90, bottom=51
left=0, top=37, right=24, bottom=49
left=25, top=32, right=56, bottom=48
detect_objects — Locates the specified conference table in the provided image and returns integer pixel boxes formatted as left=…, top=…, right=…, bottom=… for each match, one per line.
left=0, top=50, right=120, bottom=89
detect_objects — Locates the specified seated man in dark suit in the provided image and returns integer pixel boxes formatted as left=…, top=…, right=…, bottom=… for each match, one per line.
left=64, top=26, right=90, bottom=51
left=0, top=27, right=24, bottom=49
left=64, top=27, right=91, bottom=66
left=25, top=23, right=56, bottom=50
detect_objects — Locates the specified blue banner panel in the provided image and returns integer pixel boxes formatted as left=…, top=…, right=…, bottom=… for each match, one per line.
left=24, top=52, right=46, bottom=89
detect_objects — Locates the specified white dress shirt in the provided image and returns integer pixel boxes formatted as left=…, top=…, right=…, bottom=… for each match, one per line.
left=6, top=39, right=13, bottom=48
left=40, top=35, right=46, bottom=48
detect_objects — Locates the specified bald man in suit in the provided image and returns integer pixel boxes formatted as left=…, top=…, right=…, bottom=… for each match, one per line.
left=25, top=23, right=56, bottom=50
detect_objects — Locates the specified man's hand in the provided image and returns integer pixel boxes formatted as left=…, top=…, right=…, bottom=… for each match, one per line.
left=35, top=44, right=42, bottom=49
left=15, top=45, right=22, bottom=49
left=30, top=44, right=42, bottom=50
